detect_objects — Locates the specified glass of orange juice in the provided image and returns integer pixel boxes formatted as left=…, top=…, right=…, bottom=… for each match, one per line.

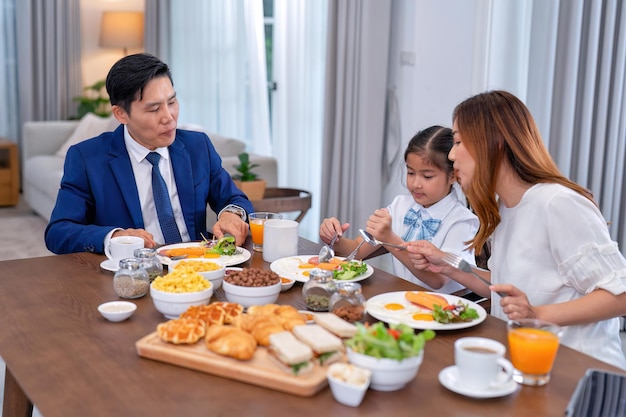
left=249, top=212, right=282, bottom=252
left=507, top=319, right=562, bottom=386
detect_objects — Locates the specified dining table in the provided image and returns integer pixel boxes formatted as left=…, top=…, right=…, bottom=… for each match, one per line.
left=0, top=237, right=624, bottom=417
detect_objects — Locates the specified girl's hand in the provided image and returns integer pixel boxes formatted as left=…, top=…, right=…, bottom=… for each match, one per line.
left=492, top=284, right=536, bottom=320
left=366, top=208, right=394, bottom=242
left=406, top=241, right=447, bottom=273
left=319, top=217, right=349, bottom=244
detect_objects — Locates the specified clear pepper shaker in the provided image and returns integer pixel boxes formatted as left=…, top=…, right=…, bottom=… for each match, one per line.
left=113, top=258, right=150, bottom=299
left=134, top=247, right=163, bottom=282
left=302, top=268, right=336, bottom=311
left=329, top=281, right=366, bottom=322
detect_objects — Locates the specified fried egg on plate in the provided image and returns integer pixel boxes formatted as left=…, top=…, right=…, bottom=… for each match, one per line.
left=366, top=300, right=434, bottom=323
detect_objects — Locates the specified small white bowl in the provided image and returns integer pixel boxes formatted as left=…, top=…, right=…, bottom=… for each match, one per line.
left=150, top=284, right=213, bottom=319
left=169, top=259, right=225, bottom=289
left=97, top=301, right=137, bottom=322
left=346, top=348, right=423, bottom=391
left=327, top=362, right=371, bottom=407
left=280, top=277, right=296, bottom=292
left=222, top=280, right=281, bottom=308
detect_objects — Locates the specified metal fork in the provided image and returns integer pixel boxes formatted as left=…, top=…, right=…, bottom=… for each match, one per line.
left=344, top=240, right=366, bottom=262
left=442, top=252, right=506, bottom=297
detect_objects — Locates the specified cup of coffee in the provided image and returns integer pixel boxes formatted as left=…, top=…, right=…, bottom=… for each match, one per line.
left=262, top=219, right=299, bottom=262
left=105, top=236, right=144, bottom=265
left=454, top=337, right=513, bottom=390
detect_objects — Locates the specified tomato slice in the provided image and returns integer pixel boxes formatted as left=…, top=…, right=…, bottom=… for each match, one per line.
left=307, top=256, right=319, bottom=265
left=387, top=329, right=402, bottom=340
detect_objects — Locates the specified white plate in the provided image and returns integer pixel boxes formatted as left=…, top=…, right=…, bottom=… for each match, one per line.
left=100, top=259, right=119, bottom=272
left=269, top=255, right=374, bottom=283
left=438, top=365, right=518, bottom=399
left=157, top=242, right=251, bottom=267
left=365, top=291, right=487, bottom=330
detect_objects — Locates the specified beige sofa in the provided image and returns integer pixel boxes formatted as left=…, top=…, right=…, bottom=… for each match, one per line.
left=21, top=117, right=278, bottom=222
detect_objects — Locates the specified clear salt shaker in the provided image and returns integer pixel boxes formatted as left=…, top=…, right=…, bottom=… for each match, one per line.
left=113, top=258, right=150, bottom=299
left=134, top=247, right=163, bottom=282
left=302, top=268, right=336, bottom=311
left=329, top=281, right=366, bottom=322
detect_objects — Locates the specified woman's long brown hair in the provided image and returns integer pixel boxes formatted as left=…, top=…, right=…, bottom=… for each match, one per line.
left=453, top=90, right=594, bottom=252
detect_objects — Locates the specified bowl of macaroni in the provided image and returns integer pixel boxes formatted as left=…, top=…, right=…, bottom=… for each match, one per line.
left=169, top=259, right=225, bottom=289
left=150, top=270, right=214, bottom=319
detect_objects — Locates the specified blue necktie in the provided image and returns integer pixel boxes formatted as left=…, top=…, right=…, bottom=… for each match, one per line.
left=145, top=152, right=182, bottom=244
left=401, top=207, right=442, bottom=242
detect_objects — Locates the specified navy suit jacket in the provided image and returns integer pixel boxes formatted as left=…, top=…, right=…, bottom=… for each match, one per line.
left=45, top=126, right=253, bottom=254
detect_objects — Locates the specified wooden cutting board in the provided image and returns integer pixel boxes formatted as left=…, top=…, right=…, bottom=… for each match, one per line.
left=136, top=332, right=333, bottom=396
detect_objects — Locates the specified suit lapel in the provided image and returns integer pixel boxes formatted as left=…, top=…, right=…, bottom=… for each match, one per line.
left=169, top=140, right=196, bottom=239
left=108, top=126, right=144, bottom=228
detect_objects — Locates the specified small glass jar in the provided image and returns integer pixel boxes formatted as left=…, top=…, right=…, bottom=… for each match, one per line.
left=134, top=247, right=163, bottom=282
left=329, top=282, right=366, bottom=322
left=302, top=268, right=336, bottom=311
left=113, top=258, right=150, bottom=299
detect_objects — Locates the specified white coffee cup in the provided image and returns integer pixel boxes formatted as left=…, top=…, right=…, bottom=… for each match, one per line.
left=105, top=236, right=144, bottom=263
left=262, top=219, right=299, bottom=262
left=454, top=337, right=513, bottom=390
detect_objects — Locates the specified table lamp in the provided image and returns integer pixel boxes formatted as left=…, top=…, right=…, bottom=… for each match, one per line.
left=99, top=11, right=144, bottom=56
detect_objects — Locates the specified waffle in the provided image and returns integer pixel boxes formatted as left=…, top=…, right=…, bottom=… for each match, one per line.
left=157, top=318, right=206, bottom=344
left=210, top=302, right=244, bottom=324
left=180, top=304, right=227, bottom=326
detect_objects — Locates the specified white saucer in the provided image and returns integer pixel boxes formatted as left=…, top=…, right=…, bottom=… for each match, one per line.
left=438, top=366, right=518, bottom=399
left=100, top=259, right=120, bottom=272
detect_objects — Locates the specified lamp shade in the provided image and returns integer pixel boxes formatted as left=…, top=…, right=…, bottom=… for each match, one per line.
left=100, top=11, right=144, bottom=55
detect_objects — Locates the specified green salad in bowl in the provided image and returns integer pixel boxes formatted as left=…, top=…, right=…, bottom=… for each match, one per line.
left=344, top=322, right=435, bottom=391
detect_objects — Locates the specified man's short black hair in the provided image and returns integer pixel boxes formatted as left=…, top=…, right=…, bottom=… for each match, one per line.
left=105, top=53, right=173, bottom=115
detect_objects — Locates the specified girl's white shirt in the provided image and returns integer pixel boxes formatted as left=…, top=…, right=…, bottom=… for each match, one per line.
left=491, top=183, right=626, bottom=369
left=387, top=190, right=479, bottom=293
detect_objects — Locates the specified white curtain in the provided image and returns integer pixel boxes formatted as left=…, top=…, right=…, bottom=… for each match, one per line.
left=15, top=0, right=82, bottom=123
left=272, top=0, right=328, bottom=240
left=321, top=0, right=392, bottom=239
left=166, top=0, right=271, bottom=155
left=485, top=0, right=626, bottom=250
left=0, top=0, right=18, bottom=143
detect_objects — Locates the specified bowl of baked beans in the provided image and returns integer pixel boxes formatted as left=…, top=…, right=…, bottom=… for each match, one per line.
left=222, top=268, right=281, bottom=307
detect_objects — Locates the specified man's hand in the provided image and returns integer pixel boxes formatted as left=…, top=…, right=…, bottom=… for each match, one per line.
left=112, top=228, right=157, bottom=248
left=212, top=212, right=250, bottom=246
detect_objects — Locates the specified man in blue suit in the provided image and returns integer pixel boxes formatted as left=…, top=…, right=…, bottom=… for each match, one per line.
left=45, top=53, right=253, bottom=254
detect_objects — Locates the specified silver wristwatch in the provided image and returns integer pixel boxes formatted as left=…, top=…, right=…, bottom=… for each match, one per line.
left=219, top=204, right=247, bottom=222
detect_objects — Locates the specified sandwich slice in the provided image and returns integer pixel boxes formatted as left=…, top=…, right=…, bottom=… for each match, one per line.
left=267, top=331, right=314, bottom=376
left=292, top=324, right=345, bottom=366
left=313, top=312, right=357, bottom=338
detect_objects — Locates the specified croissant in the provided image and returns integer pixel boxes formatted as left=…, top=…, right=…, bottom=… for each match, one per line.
left=237, top=315, right=284, bottom=346
left=205, top=325, right=257, bottom=360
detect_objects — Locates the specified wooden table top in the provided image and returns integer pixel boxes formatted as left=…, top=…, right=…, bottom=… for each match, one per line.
left=0, top=238, right=623, bottom=417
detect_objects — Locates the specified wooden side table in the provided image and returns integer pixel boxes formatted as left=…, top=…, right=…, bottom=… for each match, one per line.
left=251, top=188, right=312, bottom=222
left=0, top=140, right=19, bottom=206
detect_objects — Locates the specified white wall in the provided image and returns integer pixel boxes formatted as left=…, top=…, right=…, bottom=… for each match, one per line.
left=383, top=0, right=482, bottom=204
left=80, top=0, right=145, bottom=87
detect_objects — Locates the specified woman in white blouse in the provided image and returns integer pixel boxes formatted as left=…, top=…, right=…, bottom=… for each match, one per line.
left=408, top=90, right=626, bottom=369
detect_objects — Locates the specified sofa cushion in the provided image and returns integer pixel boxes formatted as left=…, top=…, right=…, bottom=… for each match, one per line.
left=177, top=123, right=245, bottom=157
left=24, top=155, right=65, bottom=200
left=56, top=113, right=119, bottom=157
